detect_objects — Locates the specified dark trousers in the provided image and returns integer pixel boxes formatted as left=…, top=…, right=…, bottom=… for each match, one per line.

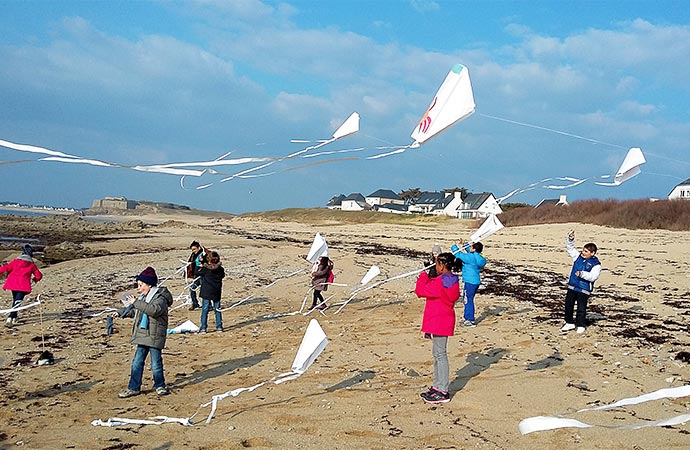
left=312, top=290, right=325, bottom=307
left=564, top=289, right=589, bottom=327
left=9, top=291, right=27, bottom=320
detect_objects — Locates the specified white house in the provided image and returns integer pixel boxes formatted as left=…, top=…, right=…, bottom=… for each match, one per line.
left=341, top=193, right=369, bottom=211
left=435, top=191, right=465, bottom=217
left=668, top=178, right=690, bottom=200
left=326, top=194, right=346, bottom=209
left=454, top=192, right=503, bottom=219
left=408, top=191, right=445, bottom=214
left=365, top=189, right=404, bottom=207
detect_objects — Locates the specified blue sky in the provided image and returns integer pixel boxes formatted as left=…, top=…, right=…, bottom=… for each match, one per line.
left=1, top=0, right=689, bottom=213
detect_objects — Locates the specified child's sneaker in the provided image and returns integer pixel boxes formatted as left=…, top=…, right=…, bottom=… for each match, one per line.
left=560, top=323, right=576, bottom=332
left=215, top=327, right=224, bottom=333
left=422, top=388, right=450, bottom=404
left=461, top=320, right=476, bottom=328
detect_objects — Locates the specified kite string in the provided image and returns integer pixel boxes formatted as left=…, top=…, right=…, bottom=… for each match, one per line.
left=478, top=113, right=627, bottom=150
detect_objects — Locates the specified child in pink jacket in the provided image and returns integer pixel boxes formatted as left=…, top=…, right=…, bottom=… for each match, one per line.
left=415, top=252, right=461, bottom=404
left=0, top=244, right=42, bottom=325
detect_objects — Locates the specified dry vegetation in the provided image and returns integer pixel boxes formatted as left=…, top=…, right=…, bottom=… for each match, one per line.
left=241, top=207, right=462, bottom=225
left=500, top=198, right=690, bottom=231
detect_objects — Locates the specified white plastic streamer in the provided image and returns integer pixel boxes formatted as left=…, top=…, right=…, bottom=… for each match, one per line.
left=92, top=319, right=328, bottom=427
left=519, top=384, right=690, bottom=435
left=0, top=299, right=41, bottom=315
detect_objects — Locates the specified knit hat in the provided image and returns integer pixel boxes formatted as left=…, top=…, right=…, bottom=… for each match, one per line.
left=136, top=266, right=158, bottom=286
left=22, top=244, right=34, bottom=257
left=431, top=243, right=442, bottom=256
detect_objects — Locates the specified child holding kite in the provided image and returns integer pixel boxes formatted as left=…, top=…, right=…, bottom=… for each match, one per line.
left=451, top=239, right=487, bottom=327
left=186, top=241, right=207, bottom=311
left=561, top=230, right=601, bottom=334
left=197, top=251, right=225, bottom=333
left=415, top=252, right=462, bottom=404
left=116, top=266, right=174, bottom=398
left=310, top=256, right=333, bottom=310
left=1, top=244, right=42, bottom=326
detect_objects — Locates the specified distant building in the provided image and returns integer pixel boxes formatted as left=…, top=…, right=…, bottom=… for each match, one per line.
left=91, top=196, right=137, bottom=209
left=535, top=194, right=569, bottom=208
left=668, top=178, right=690, bottom=200
left=365, top=189, right=404, bottom=207
left=374, top=203, right=410, bottom=214
left=455, top=192, right=503, bottom=219
left=326, top=194, right=347, bottom=209
left=341, top=193, right=370, bottom=211
left=408, top=191, right=445, bottom=214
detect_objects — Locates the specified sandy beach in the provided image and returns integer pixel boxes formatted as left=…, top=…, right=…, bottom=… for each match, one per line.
left=1, top=212, right=689, bottom=449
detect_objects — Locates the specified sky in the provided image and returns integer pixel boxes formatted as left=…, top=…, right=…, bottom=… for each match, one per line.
left=1, top=0, right=689, bottom=213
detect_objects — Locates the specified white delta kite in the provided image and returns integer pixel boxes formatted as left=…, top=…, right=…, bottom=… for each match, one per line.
left=368, top=63, right=476, bottom=159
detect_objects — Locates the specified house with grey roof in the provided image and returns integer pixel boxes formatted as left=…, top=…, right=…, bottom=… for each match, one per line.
left=374, top=203, right=410, bottom=214
left=535, top=194, right=569, bottom=208
left=326, top=194, right=347, bottom=209
left=365, top=189, right=404, bottom=207
left=408, top=191, right=445, bottom=214
left=341, top=193, right=370, bottom=211
left=454, top=192, right=503, bottom=219
left=668, top=178, right=690, bottom=200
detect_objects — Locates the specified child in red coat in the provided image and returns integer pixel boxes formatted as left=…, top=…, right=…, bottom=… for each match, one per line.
left=415, top=252, right=461, bottom=404
left=0, top=244, right=42, bottom=325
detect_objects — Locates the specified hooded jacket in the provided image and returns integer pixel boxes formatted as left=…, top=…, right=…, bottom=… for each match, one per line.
left=311, top=260, right=334, bottom=291
left=198, top=261, right=225, bottom=301
left=415, top=271, right=461, bottom=336
left=452, top=249, right=487, bottom=285
left=0, top=255, right=43, bottom=293
left=120, top=286, right=174, bottom=349
left=566, top=237, right=601, bottom=295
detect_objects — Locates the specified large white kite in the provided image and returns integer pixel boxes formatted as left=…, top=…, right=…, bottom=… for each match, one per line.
left=367, top=63, right=475, bottom=159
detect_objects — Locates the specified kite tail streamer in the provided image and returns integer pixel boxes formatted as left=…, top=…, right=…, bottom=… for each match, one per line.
left=333, top=264, right=433, bottom=314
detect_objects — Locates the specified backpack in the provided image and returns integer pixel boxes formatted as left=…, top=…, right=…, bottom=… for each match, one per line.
left=327, top=270, right=335, bottom=284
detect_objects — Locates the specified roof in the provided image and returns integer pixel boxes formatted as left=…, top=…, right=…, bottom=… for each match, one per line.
left=414, top=191, right=445, bottom=205
left=343, top=193, right=365, bottom=202
left=674, top=178, right=690, bottom=187
left=535, top=198, right=561, bottom=208
left=375, top=202, right=408, bottom=212
left=461, top=192, right=492, bottom=210
left=367, top=189, right=400, bottom=200
left=326, top=194, right=346, bottom=207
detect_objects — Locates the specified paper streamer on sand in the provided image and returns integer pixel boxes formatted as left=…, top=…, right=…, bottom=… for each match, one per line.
left=470, top=214, right=504, bottom=243
left=519, top=385, right=690, bottom=435
left=92, top=319, right=328, bottom=427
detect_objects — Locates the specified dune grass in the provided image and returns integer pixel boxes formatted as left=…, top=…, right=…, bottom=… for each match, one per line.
left=500, top=199, right=690, bottom=231
left=240, top=208, right=462, bottom=226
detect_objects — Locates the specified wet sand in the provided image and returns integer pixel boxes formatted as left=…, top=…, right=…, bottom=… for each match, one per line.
left=1, top=214, right=689, bottom=449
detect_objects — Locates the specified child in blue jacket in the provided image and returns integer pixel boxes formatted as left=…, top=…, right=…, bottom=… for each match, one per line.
left=451, top=239, right=487, bottom=327
left=561, top=230, right=601, bottom=334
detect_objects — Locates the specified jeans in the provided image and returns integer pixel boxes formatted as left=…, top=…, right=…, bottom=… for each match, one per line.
left=463, top=283, right=479, bottom=322
left=432, top=335, right=449, bottom=393
left=564, top=289, right=589, bottom=327
left=189, top=278, right=200, bottom=307
left=128, top=345, right=165, bottom=391
left=200, top=298, right=223, bottom=331
left=312, top=290, right=325, bottom=308
left=9, top=291, right=27, bottom=320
